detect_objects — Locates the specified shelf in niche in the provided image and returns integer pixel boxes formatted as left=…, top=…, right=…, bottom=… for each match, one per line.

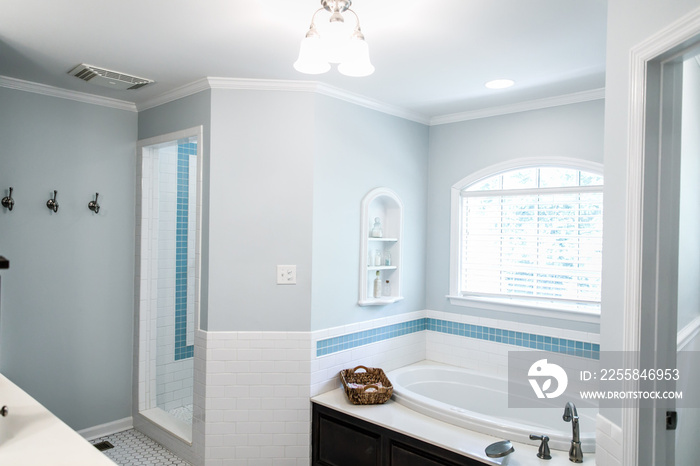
left=358, top=296, right=405, bottom=306
left=359, top=187, right=403, bottom=307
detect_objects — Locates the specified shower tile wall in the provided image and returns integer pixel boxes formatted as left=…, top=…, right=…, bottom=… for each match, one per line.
left=186, top=153, right=196, bottom=349
left=133, top=330, right=206, bottom=466
left=175, top=141, right=195, bottom=360
left=156, top=144, right=194, bottom=414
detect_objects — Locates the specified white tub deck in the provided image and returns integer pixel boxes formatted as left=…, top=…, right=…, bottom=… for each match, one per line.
left=312, top=388, right=596, bottom=465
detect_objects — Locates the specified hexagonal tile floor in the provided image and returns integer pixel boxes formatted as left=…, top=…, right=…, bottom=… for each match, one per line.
left=90, top=429, right=191, bottom=465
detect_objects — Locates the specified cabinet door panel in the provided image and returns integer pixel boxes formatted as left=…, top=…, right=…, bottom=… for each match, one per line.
left=312, top=403, right=486, bottom=466
left=316, top=413, right=381, bottom=466
left=389, top=440, right=462, bottom=466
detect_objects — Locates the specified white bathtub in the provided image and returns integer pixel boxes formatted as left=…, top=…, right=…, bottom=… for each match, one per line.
left=388, top=361, right=596, bottom=453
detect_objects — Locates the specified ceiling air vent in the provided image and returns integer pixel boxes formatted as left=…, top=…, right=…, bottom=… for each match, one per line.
left=68, top=64, right=154, bottom=90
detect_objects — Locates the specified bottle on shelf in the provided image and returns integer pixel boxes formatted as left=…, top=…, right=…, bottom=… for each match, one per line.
left=373, top=271, right=382, bottom=298
left=373, top=249, right=382, bottom=266
left=370, top=217, right=383, bottom=238
left=383, top=250, right=391, bottom=266
left=382, top=280, right=391, bottom=297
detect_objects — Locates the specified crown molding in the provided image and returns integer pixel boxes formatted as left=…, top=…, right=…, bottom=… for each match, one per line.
left=313, top=82, right=430, bottom=124
left=138, top=76, right=430, bottom=124
left=430, top=88, right=606, bottom=126
left=207, top=77, right=430, bottom=124
left=136, top=78, right=211, bottom=111
left=141, top=77, right=604, bottom=126
left=0, top=75, right=137, bottom=112
left=2, top=73, right=605, bottom=127
left=207, top=77, right=318, bottom=93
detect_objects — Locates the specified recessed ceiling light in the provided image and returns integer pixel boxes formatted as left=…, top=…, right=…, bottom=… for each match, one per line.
left=485, top=79, right=515, bottom=90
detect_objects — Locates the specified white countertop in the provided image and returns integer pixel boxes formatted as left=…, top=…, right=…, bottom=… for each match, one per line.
left=0, top=374, right=117, bottom=466
left=312, top=388, right=595, bottom=466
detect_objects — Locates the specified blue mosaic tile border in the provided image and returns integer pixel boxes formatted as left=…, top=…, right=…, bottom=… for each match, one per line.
left=174, top=140, right=195, bottom=361
left=316, top=317, right=600, bottom=360
left=427, top=318, right=600, bottom=359
left=316, top=319, right=426, bottom=357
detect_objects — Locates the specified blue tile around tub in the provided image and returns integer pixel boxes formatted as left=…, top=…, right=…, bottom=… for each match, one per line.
left=315, top=317, right=599, bottom=361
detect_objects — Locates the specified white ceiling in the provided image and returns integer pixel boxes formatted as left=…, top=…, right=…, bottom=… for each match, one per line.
left=0, top=0, right=607, bottom=119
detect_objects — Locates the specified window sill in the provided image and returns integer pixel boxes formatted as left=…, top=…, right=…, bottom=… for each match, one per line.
left=446, top=295, right=601, bottom=324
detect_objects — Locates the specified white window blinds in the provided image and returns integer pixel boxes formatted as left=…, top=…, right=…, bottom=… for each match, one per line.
left=459, top=168, right=603, bottom=306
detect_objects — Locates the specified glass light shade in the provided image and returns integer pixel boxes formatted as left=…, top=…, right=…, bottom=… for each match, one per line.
left=320, top=19, right=352, bottom=63
left=337, top=38, right=374, bottom=77
left=293, top=36, right=331, bottom=74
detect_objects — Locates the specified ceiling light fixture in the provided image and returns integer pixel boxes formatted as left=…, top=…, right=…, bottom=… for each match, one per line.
left=485, top=79, right=515, bottom=90
left=294, top=0, right=374, bottom=77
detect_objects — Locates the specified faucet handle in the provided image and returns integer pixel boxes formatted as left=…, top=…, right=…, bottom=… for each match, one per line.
left=529, top=434, right=552, bottom=460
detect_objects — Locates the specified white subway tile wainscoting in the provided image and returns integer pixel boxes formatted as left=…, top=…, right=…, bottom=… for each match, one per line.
left=201, top=331, right=311, bottom=466
left=129, top=309, right=602, bottom=465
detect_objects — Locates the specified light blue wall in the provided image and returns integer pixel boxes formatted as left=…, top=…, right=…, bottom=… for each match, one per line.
left=138, top=90, right=212, bottom=328
left=140, top=91, right=603, bottom=336
left=139, top=88, right=429, bottom=333
left=310, top=96, right=429, bottom=331
left=207, top=89, right=316, bottom=332
left=0, top=87, right=137, bottom=430
left=425, top=100, right=605, bottom=333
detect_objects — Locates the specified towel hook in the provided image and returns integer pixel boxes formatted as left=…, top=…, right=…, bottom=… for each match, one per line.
left=88, top=192, right=100, bottom=214
left=1, top=187, right=14, bottom=211
left=46, top=190, right=59, bottom=213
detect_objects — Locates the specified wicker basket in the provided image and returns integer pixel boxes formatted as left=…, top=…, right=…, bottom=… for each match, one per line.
left=339, top=365, right=393, bottom=405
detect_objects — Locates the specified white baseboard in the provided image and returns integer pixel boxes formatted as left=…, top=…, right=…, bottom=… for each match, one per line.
left=78, top=416, right=133, bottom=440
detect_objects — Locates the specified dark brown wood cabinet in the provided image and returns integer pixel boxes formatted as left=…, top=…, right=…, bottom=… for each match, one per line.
left=312, top=403, right=487, bottom=466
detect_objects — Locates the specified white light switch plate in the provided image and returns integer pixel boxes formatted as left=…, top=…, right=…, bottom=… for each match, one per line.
left=277, top=265, right=297, bottom=285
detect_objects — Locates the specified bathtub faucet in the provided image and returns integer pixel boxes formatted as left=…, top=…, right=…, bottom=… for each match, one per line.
left=562, top=402, right=583, bottom=463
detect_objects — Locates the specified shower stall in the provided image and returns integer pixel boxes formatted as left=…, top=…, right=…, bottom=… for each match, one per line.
left=135, top=126, right=202, bottom=443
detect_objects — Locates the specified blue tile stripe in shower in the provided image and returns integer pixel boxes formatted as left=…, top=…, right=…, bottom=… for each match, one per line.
left=174, top=141, right=195, bottom=361
left=315, top=317, right=600, bottom=360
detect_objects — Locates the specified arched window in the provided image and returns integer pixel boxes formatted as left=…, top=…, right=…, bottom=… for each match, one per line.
left=449, top=161, right=603, bottom=320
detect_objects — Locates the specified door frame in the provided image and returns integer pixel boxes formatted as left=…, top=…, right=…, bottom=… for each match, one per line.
left=133, top=125, right=204, bottom=446
left=622, top=7, right=700, bottom=465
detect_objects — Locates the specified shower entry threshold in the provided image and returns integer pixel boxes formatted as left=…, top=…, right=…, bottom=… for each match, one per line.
left=140, top=408, right=192, bottom=445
